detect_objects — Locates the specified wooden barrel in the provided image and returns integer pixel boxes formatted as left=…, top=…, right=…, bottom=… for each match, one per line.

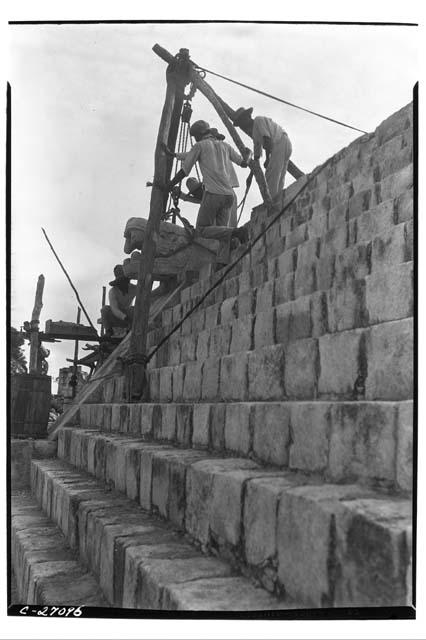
left=11, top=374, right=52, bottom=438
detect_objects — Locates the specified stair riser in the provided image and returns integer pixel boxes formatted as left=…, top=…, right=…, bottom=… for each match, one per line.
left=76, top=401, right=412, bottom=492
left=53, top=430, right=411, bottom=607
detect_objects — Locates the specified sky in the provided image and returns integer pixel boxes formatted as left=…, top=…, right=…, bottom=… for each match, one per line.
left=8, top=21, right=419, bottom=389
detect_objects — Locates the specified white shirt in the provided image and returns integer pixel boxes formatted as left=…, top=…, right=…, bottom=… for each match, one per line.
left=181, top=136, right=243, bottom=195
left=252, top=115, right=286, bottom=157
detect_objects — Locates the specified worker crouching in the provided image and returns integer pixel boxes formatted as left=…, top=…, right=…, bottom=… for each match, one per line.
left=101, top=265, right=137, bottom=337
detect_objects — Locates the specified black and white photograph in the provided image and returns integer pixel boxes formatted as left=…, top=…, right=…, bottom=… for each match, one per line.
left=5, top=4, right=421, bottom=638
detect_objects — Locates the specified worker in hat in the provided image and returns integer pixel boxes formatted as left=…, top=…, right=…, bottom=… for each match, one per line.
left=166, top=120, right=249, bottom=243
left=101, top=265, right=137, bottom=337
left=233, top=107, right=292, bottom=199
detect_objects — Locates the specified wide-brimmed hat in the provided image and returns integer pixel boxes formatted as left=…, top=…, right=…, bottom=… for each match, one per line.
left=233, top=107, right=254, bottom=127
left=186, top=177, right=203, bottom=194
left=109, top=264, right=130, bottom=286
left=189, top=119, right=211, bottom=138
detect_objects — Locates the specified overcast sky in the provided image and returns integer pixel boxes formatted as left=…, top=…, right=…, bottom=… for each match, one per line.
left=9, top=21, right=418, bottom=388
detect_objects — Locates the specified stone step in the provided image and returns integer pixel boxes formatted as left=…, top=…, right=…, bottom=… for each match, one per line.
left=74, top=400, right=412, bottom=492
left=29, top=460, right=300, bottom=611
left=11, top=491, right=108, bottom=606
left=147, top=262, right=413, bottom=372
left=51, top=428, right=412, bottom=607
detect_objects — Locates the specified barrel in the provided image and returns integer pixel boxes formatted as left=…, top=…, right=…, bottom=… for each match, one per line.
left=11, top=374, right=52, bottom=438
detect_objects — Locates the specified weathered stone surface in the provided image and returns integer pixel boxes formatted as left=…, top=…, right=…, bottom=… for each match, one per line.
left=327, top=279, right=367, bottom=332
left=167, top=335, right=181, bottom=366
left=380, top=164, right=413, bottom=202
left=334, top=243, right=370, bottom=287
left=365, top=261, right=413, bottom=324
left=277, top=484, right=366, bottom=606
left=139, top=404, right=154, bottom=437
left=220, top=352, right=248, bottom=401
left=172, top=364, right=185, bottom=402
left=210, top=404, right=226, bottom=450
left=256, top=280, right=275, bottom=310
left=224, top=403, right=252, bottom=456
left=159, top=367, right=173, bottom=402
left=182, top=361, right=202, bottom=401
left=285, top=223, right=307, bottom=249
left=237, top=289, right=254, bottom=317
left=252, top=403, right=290, bottom=466
left=356, top=200, right=394, bottom=243
left=254, top=310, right=275, bottom=349
left=201, top=357, right=220, bottom=401
left=204, top=302, right=220, bottom=330
left=248, top=345, right=285, bottom=401
left=274, top=273, right=295, bottom=306
left=318, top=329, right=362, bottom=397
left=289, top=403, right=330, bottom=472
left=192, top=404, right=211, bottom=448
left=311, top=291, right=329, bottom=337
left=395, top=187, right=413, bottom=223
left=334, top=496, right=412, bottom=606
left=396, top=401, right=413, bottom=492
left=209, top=325, right=231, bottom=359
left=220, top=297, right=238, bottom=325
left=230, top=316, right=253, bottom=353
left=365, top=318, right=413, bottom=400
left=176, top=404, right=193, bottom=447
left=328, top=402, right=397, bottom=484
left=285, top=338, right=318, bottom=399
left=179, top=334, right=197, bottom=363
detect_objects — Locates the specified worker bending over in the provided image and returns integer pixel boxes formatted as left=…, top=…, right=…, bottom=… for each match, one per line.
left=233, top=107, right=292, bottom=199
left=101, top=265, right=137, bottom=337
left=166, top=120, right=249, bottom=243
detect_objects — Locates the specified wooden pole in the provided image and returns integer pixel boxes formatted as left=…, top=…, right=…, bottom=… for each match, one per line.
left=29, top=274, right=45, bottom=374
left=125, top=51, right=190, bottom=400
left=71, top=307, right=81, bottom=399
left=100, top=286, right=106, bottom=337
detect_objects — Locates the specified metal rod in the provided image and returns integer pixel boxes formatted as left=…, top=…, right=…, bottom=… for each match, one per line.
left=41, top=227, right=97, bottom=333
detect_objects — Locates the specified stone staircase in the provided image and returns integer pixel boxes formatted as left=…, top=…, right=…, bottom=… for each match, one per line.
left=11, top=102, right=414, bottom=612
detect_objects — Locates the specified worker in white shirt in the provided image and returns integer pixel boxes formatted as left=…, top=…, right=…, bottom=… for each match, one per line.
left=232, top=107, right=292, bottom=199
left=101, top=265, right=137, bottom=337
left=166, top=120, right=249, bottom=243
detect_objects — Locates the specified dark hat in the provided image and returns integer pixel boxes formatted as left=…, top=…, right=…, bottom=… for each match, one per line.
left=109, top=264, right=130, bottom=286
left=189, top=119, right=211, bottom=138
left=233, top=107, right=254, bottom=127
left=186, top=177, right=203, bottom=194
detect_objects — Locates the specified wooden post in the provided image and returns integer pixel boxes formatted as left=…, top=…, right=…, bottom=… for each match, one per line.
left=125, top=50, right=190, bottom=400
left=71, top=307, right=81, bottom=399
left=29, top=274, right=45, bottom=374
left=100, top=286, right=106, bottom=337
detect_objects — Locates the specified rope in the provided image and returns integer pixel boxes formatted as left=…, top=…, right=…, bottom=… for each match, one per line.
left=147, top=153, right=335, bottom=364
left=195, top=64, right=368, bottom=135
left=237, top=170, right=254, bottom=225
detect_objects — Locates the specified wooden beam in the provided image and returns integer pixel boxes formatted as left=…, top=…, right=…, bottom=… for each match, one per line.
left=71, top=307, right=81, bottom=399
left=125, top=55, right=190, bottom=400
left=29, top=274, right=45, bottom=374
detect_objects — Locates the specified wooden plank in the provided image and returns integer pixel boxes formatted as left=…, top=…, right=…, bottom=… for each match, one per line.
left=29, top=275, right=44, bottom=373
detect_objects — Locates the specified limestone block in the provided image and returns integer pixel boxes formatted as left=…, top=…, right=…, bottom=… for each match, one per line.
left=256, top=280, right=275, bottom=311
left=268, top=236, right=286, bottom=259
left=250, top=236, right=266, bottom=266
left=192, top=404, right=211, bottom=448
left=405, top=219, right=413, bottom=261
left=294, top=261, right=317, bottom=299
left=356, top=200, right=394, bottom=243
left=176, top=404, right=193, bottom=447
left=210, top=404, right=226, bottom=450
left=327, top=279, right=367, bottom=333
left=254, top=310, right=275, bottom=349
left=201, top=357, right=221, bottom=401
left=285, top=338, right=319, bottom=399
left=380, top=145, right=412, bottom=181
left=276, top=296, right=311, bottom=346
left=334, top=496, right=412, bottom=606
left=285, top=224, right=307, bottom=250
left=347, top=188, right=372, bottom=220
left=334, top=243, right=370, bottom=287
left=371, top=223, right=407, bottom=271
left=396, top=401, right=413, bottom=492
left=172, top=303, right=182, bottom=324
left=125, top=444, right=147, bottom=500
left=182, top=361, right=202, bottom=401
left=162, top=307, right=173, bottom=327
left=289, top=402, right=331, bottom=472
left=395, top=188, right=413, bottom=223
left=267, top=256, right=278, bottom=281
left=317, top=253, right=336, bottom=290
left=243, top=475, right=301, bottom=569
left=277, top=483, right=364, bottom=606
left=209, top=325, right=231, bottom=359
left=252, top=403, right=290, bottom=466
left=230, top=316, right=253, bottom=353
left=196, top=330, right=210, bottom=361
left=248, top=345, right=285, bottom=401
left=213, top=284, right=225, bottom=306
left=239, top=270, right=252, bottom=293
left=204, top=302, right=220, bottom=330
left=275, top=302, right=291, bottom=346
left=224, top=403, right=252, bottom=456
left=224, top=275, right=239, bottom=300
left=151, top=453, right=174, bottom=518
left=365, top=261, right=413, bottom=324
left=328, top=402, right=397, bottom=483
left=148, top=369, right=160, bottom=402
left=191, top=308, right=205, bottom=334
left=220, top=352, right=248, bottom=401
left=251, top=263, right=267, bottom=288
left=160, top=405, right=177, bottom=441
left=365, top=318, right=413, bottom=400
left=237, top=289, right=254, bottom=318
left=328, top=203, right=347, bottom=230
left=380, top=164, right=413, bottom=202
left=274, top=273, right=295, bottom=306
left=376, top=103, right=412, bottom=145
left=318, top=329, right=362, bottom=397
left=172, top=364, right=185, bottom=402
left=277, top=248, right=297, bottom=277
left=179, top=334, right=197, bottom=364
left=220, top=297, right=238, bottom=325
left=159, top=367, right=173, bottom=402
left=110, top=404, right=121, bottom=432
left=329, top=182, right=353, bottom=210
left=139, top=446, right=158, bottom=510
left=210, top=466, right=261, bottom=547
